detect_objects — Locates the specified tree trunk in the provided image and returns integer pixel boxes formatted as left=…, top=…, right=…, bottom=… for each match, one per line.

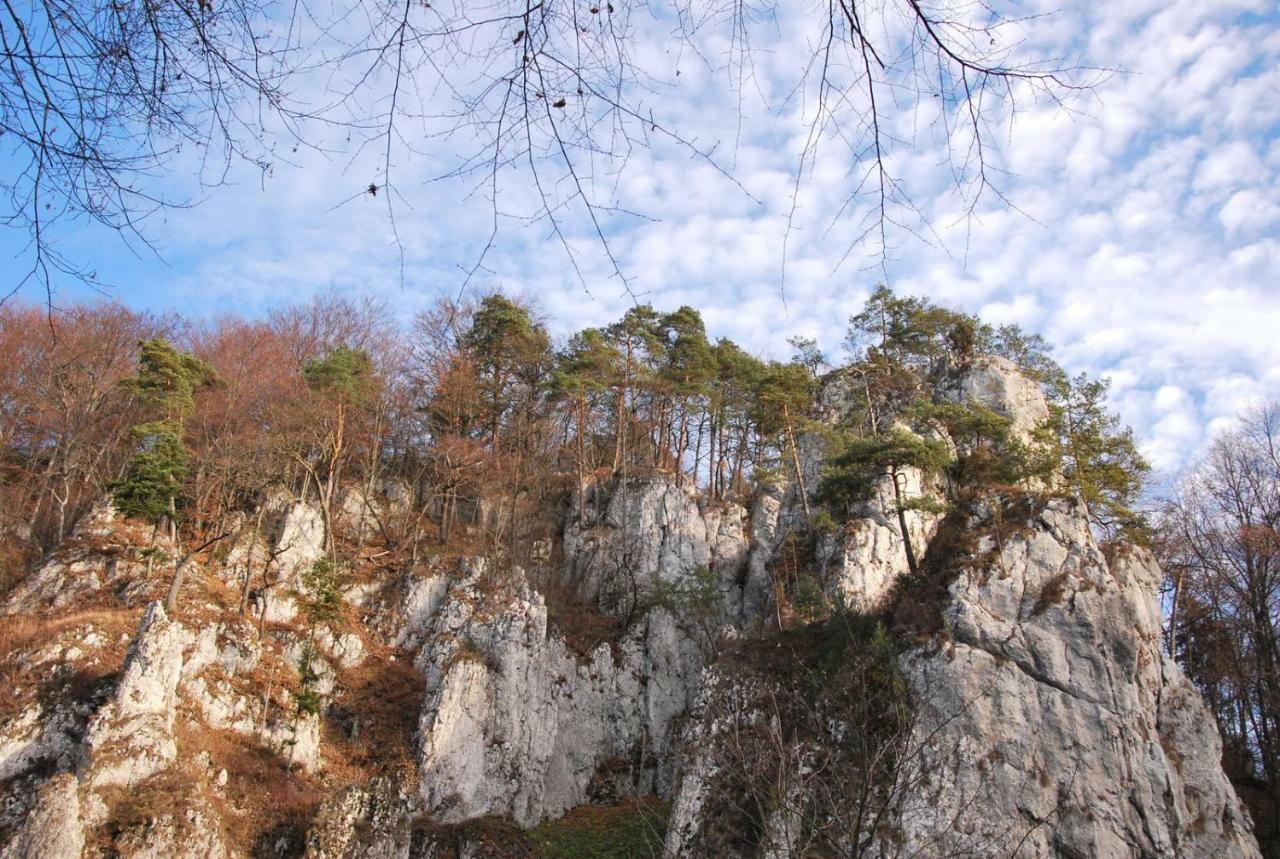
left=889, top=468, right=918, bottom=576
left=783, top=404, right=811, bottom=524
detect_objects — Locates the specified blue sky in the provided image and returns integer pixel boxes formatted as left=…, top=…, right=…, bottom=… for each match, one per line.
left=2, top=0, right=1279, bottom=479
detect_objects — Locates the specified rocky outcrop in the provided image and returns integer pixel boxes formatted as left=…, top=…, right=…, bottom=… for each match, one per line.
left=662, top=357, right=1259, bottom=858
left=305, top=777, right=415, bottom=859
left=939, top=354, right=1050, bottom=442
left=0, top=358, right=1262, bottom=859
left=83, top=603, right=192, bottom=790
left=414, top=558, right=705, bottom=827
left=892, top=499, right=1257, bottom=858
left=815, top=465, right=942, bottom=611
left=0, top=775, right=85, bottom=859
left=3, top=604, right=233, bottom=859
left=564, top=477, right=750, bottom=620
left=664, top=496, right=1259, bottom=857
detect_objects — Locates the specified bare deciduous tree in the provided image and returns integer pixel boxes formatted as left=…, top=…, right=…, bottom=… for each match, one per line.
left=1157, top=402, right=1280, bottom=849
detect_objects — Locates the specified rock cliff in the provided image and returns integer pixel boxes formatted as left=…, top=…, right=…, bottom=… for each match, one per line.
left=0, top=358, right=1261, bottom=858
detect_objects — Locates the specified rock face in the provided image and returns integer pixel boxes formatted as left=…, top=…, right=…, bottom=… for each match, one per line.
left=893, top=499, right=1258, bottom=858
left=816, top=465, right=942, bottom=611
left=0, top=359, right=1263, bottom=859
left=564, top=477, right=750, bottom=620
left=664, top=496, right=1260, bottom=857
left=940, top=354, right=1051, bottom=442
left=4, top=603, right=232, bottom=859
left=413, top=558, right=706, bottom=827
left=662, top=357, right=1260, bottom=858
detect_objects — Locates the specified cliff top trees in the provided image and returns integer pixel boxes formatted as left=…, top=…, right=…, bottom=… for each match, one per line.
left=838, top=286, right=1148, bottom=542
left=112, top=338, right=214, bottom=526
left=1045, top=372, right=1149, bottom=540
left=465, top=295, right=551, bottom=454
left=301, top=345, right=380, bottom=555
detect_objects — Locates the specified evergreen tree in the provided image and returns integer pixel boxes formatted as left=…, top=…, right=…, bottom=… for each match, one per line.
left=112, top=338, right=213, bottom=525
left=303, top=346, right=376, bottom=406
left=908, top=400, right=1042, bottom=490
left=754, top=361, right=817, bottom=521
left=606, top=305, right=664, bottom=472
left=846, top=284, right=988, bottom=376
left=818, top=427, right=952, bottom=575
left=787, top=335, right=828, bottom=381
left=658, top=307, right=715, bottom=473
left=1044, top=372, right=1149, bottom=541
left=463, top=294, right=551, bottom=452
left=552, top=328, right=621, bottom=518
left=708, top=339, right=765, bottom=497
left=112, top=421, right=189, bottom=523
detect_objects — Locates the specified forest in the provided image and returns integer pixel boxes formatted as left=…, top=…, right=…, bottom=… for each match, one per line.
left=0, top=287, right=1276, bottom=848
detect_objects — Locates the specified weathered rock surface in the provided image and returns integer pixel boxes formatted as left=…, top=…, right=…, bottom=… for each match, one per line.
left=564, top=477, right=750, bottom=620
left=414, top=558, right=705, bottom=827
left=0, top=358, right=1262, bottom=859
left=663, top=357, right=1258, bottom=858
left=0, top=775, right=85, bottom=859
left=892, top=499, right=1258, bottom=858
left=816, top=465, right=942, bottom=611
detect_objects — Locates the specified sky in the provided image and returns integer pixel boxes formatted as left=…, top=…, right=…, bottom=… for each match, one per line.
left=2, top=0, right=1278, bottom=481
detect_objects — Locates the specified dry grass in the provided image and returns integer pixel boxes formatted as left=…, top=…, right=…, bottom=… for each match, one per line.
left=540, top=577, right=624, bottom=658
left=184, top=724, right=324, bottom=858
left=0, top=607, right=138, bottom=724
left=324, top=650, right=425, bottom=782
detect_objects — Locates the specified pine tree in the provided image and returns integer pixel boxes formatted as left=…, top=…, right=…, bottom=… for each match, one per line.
left=818, top=428, right=952, bottom=575
left=658, top=307, right=715, bottom=474
left=112, top=338, right=214, bottom=525
left=754, top=361, right=817, bottom=522
left=553, top=328, right=621, bottom=520
left=1044, top=372, right=1149, bottom=541
left=464, top=294, right=550, bottom=453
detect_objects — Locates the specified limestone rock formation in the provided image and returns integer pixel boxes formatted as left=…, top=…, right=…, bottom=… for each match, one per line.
left=894, top=499, right=1257, bottom=858
left=413, top=558, right=705, bottom=826
left=0, top=358, right=1263, bottom=859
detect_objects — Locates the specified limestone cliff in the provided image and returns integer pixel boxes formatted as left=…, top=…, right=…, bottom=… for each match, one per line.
left=0, top=358, right=1261, bottom=858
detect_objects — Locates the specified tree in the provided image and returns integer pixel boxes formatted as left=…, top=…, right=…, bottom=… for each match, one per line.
left=845, top=285, right=986, bottom=377
left=0, top=303, right=164, bottom=549
left=909, top=400, right=1045, bottom=491
left=754, top=362, right=818, bottom=523
left=818, top=428, right=952, bottom=576
left=606, top=306, right=664, bottom=474
left=1157, top=403, right=1280, bottom=850
left=658, top=307, right=716, bottom=475
left=708, top=339, right=766, bottom=499
left=1044, top=372, right=1149, bottom=541
left=552, top=328, right=620, bottom=521
left=112, top=338, right=214, bottom=528
left=0, top=2, right=1095, bottom=301
left=465, top=295, right=551, bottom=453
left=788, top=336, right=828, bottom=382
left=301, top=346, right=379, bottom=555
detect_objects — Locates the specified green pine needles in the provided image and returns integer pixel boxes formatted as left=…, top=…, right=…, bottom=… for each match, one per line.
left=112, top=338, right=214, bottom=525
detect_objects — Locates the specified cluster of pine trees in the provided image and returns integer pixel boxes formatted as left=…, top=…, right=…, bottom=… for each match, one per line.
left=0, top=287, right=1148, bottom=593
